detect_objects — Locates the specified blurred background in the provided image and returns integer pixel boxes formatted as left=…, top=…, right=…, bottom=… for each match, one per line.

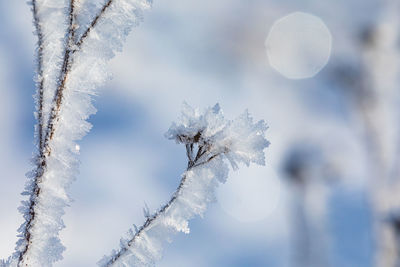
left=1, top=0, right=400, bottom=266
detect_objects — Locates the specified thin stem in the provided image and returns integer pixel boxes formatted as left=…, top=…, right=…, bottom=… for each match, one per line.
left=32, top=0, right=45, bottom=156
left=17, top=1, right=76, bottom=265
left=75, top=0, right=113, bottom=49
left=14, top=0, right=46, bottom=264
left=43, top=0, right=77, bottom=149
left=103, top=146, right=221, bottom=266
left=185, top=144, right=193, bottom=168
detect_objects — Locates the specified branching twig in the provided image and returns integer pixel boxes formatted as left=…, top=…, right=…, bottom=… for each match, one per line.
left=13, top=0, right=151, bottom=264
left=44, top=0, right=115, bottom=148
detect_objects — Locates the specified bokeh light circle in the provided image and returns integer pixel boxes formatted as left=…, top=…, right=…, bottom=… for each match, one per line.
left=217, top=165, right=281, bottom=223
left=265, top=12, right=332, bottom=79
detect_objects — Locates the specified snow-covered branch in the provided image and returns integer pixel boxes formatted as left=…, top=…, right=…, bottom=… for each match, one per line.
left=99, top=103, right=269, bottom=267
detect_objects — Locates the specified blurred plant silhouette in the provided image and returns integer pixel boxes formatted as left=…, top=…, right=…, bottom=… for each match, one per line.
left=280, top=1, right=400, bottom=266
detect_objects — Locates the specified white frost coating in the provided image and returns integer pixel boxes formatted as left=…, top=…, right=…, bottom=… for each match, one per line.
left=31, top=0, right=70, bottom=147
left=74, top=0, right=109, bottom=40
left=166, top=103, right=269, bottom=168
left=9, top=0, right=152, bottom=266
left=68, top=0, right=152, bottom=95
left=98, top=104, right=269, bottom=267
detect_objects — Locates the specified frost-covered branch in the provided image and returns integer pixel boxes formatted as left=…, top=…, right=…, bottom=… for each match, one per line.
left=43, top=0, right=76, bottom=152
left=31, top=0, right=45, bottom=154
left=15, top=1, right=77, bottom=265
left=99, top=103, right=269, bottom=267
left=0, top=0, right=152, bottom=266
left=76, top=0, right=113, bottom=48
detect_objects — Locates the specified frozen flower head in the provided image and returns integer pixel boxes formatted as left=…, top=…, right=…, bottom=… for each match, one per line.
left=165, top=103, right=270, bottom=169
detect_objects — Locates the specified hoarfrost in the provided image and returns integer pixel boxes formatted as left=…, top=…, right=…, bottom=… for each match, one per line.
left=9, top=0, right=152, bottom=266
left=99, top=103, right=269, bottom=266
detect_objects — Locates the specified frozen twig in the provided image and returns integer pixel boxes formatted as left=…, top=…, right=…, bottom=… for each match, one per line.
left=31, top=0, right=45, bottom=154
left=16, top=1, right=77, bottom=266
left=76, top=0, right=114, bottom=49
left=2, top=0, right=151, bottom=266
left=99, top=103, right=269, bottom=267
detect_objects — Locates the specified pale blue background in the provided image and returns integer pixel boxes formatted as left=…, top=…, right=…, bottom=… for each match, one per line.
left=0, top=0, right=379, bottom=266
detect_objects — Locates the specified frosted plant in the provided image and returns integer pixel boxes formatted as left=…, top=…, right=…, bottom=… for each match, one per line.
left=2, top=0, right=150, bottom=265
left=98, top=103, right=269, bottom=266
left=0, top=0, right=269, bottom=266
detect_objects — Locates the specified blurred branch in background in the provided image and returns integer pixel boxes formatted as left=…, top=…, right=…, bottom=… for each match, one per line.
left=282, top=143, right=336, bottom=267
left=360, top=2, right=400, bottom=265
left=326, top=0, right=400, bottom=265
